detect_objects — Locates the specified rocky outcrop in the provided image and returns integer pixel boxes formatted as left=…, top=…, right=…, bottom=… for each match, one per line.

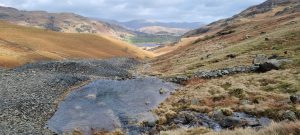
left=253, top=54, right=291, bottom=72
left=238, top=0, right=300, bottom=18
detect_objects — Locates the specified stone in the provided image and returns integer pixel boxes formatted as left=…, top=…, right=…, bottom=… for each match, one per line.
left=226, top=54, right=237, bottom=59
left=169, top=75, right=189, bottom=84
left=159, top=88, right=165, bottom=95
left=219, top=117, right=247, bottom=128
left=240, top=100, right=252, bottom=105
left=145, top=101, right=151, bottom=105
left=143, top=120, right=156, bottom=127
left=174, top=111, right=197, bottom=124
left=211, top=110, right=225, bottom=121
left=253, top=54, right=268, bottom=65
left=246, top=119, right=260, bottom=127
left=290, top=93, right=300, bottom=104
left=265, top=37, right=270, bottom=41
left=282, top=110, right=297, bottom=121
left=260, top=31, right=267, bottom=35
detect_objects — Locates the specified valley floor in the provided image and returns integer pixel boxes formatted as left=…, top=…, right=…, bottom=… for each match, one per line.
left=1, top=4, right=300, bottom=135
left=0, top=57, right=299, bottom=135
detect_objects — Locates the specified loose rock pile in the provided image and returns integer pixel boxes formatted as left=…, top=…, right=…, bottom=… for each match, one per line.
left=193, top=65, right=259, bottom=79
left=0, top=58, right=139, bottom=135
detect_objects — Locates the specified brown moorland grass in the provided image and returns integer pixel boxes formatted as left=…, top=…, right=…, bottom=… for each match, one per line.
left=154, top=69, right=300, bottom=124
left=0, top=21, right=154, bottom=68
left=149, top=12, right=300, bottom=76
left=160, top=121, right=300, bottom=135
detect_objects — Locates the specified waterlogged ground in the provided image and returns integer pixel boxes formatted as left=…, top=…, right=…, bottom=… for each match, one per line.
left=47, top=77, right=177, bottom=134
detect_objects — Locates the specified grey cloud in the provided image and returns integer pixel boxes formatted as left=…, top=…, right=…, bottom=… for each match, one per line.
left=0, top=0, right=265, bottom=23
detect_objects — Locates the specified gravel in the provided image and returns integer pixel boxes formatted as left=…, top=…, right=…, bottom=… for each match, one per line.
left=0, top=58, right=139, bottom=135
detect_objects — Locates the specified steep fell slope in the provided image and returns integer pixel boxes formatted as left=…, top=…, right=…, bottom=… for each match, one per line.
left=145, top=1, right=300, bottom=134
left=0, top=21, right=154, bottom=68
left=150, top=0, right=300, bottom=75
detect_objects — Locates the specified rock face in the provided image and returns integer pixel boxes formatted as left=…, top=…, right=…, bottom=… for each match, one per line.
left=239, top=0, right=300, bottom=18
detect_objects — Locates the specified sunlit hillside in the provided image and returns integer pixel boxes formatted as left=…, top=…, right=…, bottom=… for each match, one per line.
left=0, top=21, right=154, bottom=68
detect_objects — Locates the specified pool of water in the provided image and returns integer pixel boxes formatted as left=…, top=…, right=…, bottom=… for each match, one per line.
left=47, top=77, right=176, bottom=134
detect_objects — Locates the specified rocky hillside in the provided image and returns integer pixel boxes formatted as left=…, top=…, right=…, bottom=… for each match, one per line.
left=154, top=0, right=300, bottom=55
left=0, top=6, right=134, bottom=40
left=183, top=0, right=300, bottom=38
left=144, top=0, right=300, bottom=134
left=0, top=21, right=154, bottom=68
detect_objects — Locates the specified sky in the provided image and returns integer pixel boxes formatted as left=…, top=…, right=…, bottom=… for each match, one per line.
left=0, top=0, right=265, bottom=23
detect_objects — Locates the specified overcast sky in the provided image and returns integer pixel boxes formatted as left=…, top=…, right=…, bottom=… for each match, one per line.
left=0, top=0, right=265, bottom=23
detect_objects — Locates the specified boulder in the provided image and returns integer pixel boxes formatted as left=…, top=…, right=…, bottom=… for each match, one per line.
left=253, top=54, right=292, bottom=72
left=257, top=58, right=292, bottom=72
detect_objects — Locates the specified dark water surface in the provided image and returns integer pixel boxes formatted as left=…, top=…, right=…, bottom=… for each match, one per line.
left=47, top=77, right=176, bottom=134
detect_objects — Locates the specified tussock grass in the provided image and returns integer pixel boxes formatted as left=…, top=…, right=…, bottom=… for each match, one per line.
left=206, top=121, right=300, bottom=135
left=161, top=121, right=300, bottom=135
left=155, top=69, right=299, bottom=122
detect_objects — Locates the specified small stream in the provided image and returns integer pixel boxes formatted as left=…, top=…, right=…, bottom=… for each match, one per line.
left=47, top=77, right=177, bottom=135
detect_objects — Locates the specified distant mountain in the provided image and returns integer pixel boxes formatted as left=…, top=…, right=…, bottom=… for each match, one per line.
left=118, top=20, right=204, bottom=30
left=0, top=6, right=134, bottom=40
left=0, top=6, right=186, bottom=45
left=104, top=19, right=204, bottom=36
left=138, top=26, right=189, bottom=36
